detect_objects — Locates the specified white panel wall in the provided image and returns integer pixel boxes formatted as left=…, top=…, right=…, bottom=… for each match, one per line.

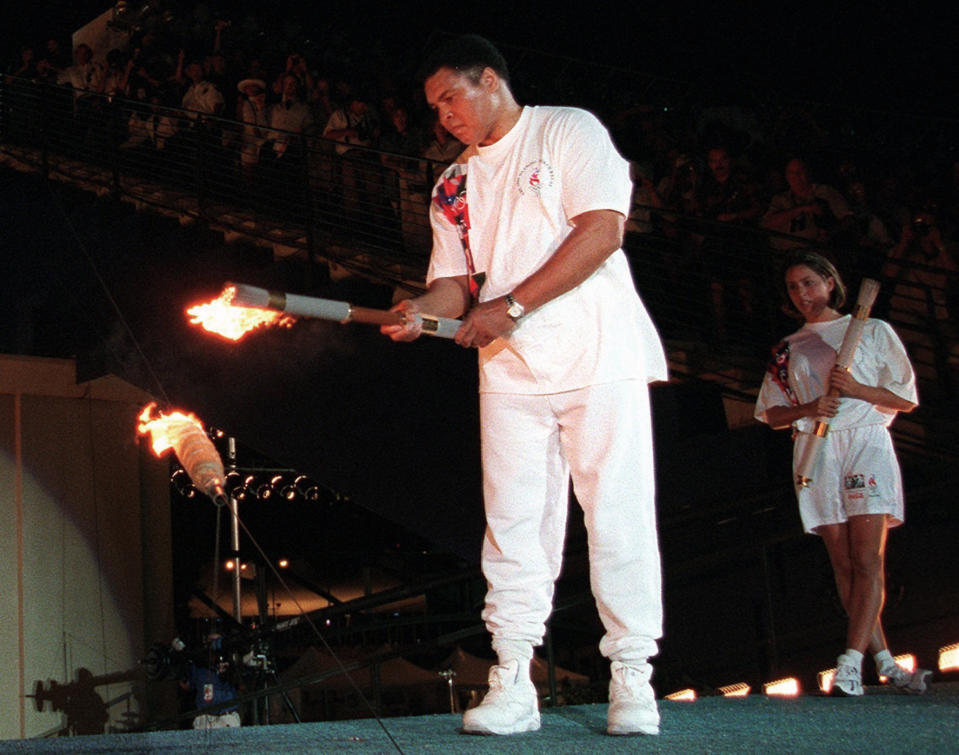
left=0, top=356, right=172, bottom=739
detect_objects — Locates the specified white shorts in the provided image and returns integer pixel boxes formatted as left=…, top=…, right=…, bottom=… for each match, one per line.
left=193, top=711, right=241, bottom=729
left=794, top=423, right=904, bottom=534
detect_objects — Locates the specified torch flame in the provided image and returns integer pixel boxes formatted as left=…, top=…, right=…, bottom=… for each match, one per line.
left=186, top=285, right=295, bottom=341
left=137, top=402, right=204, bottom=457
left=137, top=402, right=228, bottom=503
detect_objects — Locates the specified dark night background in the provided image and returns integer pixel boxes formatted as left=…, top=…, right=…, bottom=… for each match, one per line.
left=2, top=1, right=956, bottom=114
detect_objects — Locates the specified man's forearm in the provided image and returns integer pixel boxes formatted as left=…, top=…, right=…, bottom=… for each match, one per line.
left=511, top=209, right=624, bottom=312
left=416, top=276, right=472, bottom=318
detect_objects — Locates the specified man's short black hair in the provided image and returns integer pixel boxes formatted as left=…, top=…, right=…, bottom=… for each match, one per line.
left=419, top=34, right=510, bottom=87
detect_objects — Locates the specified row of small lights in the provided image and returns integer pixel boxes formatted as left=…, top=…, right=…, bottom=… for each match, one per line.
left=664, top=644, right=959, bottom=701
left=170, top=467, right=331, bottom=502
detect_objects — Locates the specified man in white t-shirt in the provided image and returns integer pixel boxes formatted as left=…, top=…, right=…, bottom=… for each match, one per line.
left=381, top=34, right=666, bottom=738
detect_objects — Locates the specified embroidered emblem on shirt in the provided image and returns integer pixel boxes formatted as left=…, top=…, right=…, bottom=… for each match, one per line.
left=516, top=160, right=554, bottom=195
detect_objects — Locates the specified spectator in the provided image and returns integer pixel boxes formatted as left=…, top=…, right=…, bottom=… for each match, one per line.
left=323, top=91, right=376, bottom=155
left=883, top=204, right=959, bottom=392
left=842, top=178, right=895, bottom=277
left=700, top=146, right=761, bottom=224
left=324, top=90, right=379, bottom=217
left=380, top=105, right=430, bottom=251
left=657, top=152, right=701, bottom=220
left=267, top=72, right=314, bottom=160
left=40, top=37, right=70, bottom=76
left=119, top=93, right=178, bottom=153
left=9, top=45, right=38, bottom=79
left=55, top=44, right=107, bottom=158
left=102, top=49, right=133, bottom=100
left=57, top=43, right=105, bottom=98
left=421, top=113, right=463, bottom=178
left=274, top=51, right=313, bottom=100
left=309, top=76, right=335, bottom=135
left=699, top=146, right=763, bottom=340
left=177, top=52, right=225, bottom=119
left=762, top=157, right=854, bottom=253
left=236, top=78, right=269, bottom=183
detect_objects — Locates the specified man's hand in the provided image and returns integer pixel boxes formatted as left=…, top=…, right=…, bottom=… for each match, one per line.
left=455, top=296, right=514, bottom=349
left=380, top=299, right=424, bottom=341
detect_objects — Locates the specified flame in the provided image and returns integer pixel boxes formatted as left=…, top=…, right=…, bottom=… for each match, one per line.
left=186, top=285, right=295, bottom=341
left=137, top=402, right=205, bottom=457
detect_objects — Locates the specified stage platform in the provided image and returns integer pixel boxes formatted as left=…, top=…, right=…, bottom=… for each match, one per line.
left=2, top=684, right=957, bottom=754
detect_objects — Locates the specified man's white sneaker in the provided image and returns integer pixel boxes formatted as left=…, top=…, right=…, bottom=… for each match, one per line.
left=880, top=663, right=933, bottom=695
left=607, top=660, right=660, bottom=736
left=461, top=659, right=540, bottom=735
left=830, top=654, right=864, bottom=696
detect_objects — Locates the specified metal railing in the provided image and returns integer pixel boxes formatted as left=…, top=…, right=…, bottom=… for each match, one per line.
left=1, top=75, right=956, bottom=410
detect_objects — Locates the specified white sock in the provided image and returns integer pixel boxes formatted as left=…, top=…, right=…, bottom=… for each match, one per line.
left=842, top=648, right=864, bottom=668
left=873, top=649, right=895, bottom=671
left=491, top=639, right=533, bottom=674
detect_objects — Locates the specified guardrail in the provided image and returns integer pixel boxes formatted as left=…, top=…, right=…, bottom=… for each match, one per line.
left=1, top=76, right=956, bottom=406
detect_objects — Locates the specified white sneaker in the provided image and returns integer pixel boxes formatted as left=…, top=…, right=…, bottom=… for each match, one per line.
left=607, top=660, right=660, bottom=736
left=831, top=654, right=863, bottom=696
left=880, top=663, right=933, bottom=694
left=461, top=659, right=540, bottom=735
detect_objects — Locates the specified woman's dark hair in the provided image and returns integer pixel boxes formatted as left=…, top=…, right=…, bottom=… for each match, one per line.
left=780, top=251, right=847, bottom=319
left=418, top=34, right=510, bottom=87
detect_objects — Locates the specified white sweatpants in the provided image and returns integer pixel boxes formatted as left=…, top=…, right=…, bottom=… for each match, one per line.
left=479, top=380, right=662, bottom=662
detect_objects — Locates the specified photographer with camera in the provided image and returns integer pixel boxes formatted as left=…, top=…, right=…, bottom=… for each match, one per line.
left=273, top=51, right=313, bottom=100
left=178, top=633, right=242, bottom=730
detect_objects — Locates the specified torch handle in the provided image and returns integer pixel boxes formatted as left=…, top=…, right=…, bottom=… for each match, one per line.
left=229, top=283, right=461, bottom=339
left=794, top=278, right=880, bottom=488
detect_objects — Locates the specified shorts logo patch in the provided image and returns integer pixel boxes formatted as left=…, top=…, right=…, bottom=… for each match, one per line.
left=844, top=474, right=865, bottom=490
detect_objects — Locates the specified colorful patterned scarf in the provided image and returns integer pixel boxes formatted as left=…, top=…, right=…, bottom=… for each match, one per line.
left=432, top=167, right=480, bottom=300
left=766, top=340, right=798, bottom=405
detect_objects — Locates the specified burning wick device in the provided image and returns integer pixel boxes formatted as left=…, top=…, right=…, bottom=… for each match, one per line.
left=137, top=403, right=228, bottom=505
left=187, top=283, right=461, bottom=341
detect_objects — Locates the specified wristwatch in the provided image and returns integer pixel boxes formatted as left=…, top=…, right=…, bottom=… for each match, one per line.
left=505, top=293, right=525, bottom=320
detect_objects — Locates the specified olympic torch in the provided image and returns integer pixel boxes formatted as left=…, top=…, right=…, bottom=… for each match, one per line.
left=137, top=403, right=229, bottom=505
left=794, top=278, right=881, bottom=488
left=187, top=283, right=461, bottom=341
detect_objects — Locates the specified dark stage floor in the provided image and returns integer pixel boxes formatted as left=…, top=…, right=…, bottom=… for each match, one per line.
left=3, top=684, right=958, bottom=754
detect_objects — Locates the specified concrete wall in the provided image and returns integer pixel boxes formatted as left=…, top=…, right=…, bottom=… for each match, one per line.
left=0, top=356, right=173, bottom=739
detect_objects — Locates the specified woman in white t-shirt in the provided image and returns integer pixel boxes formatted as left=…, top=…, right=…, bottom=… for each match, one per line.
left=755, top=252, right=930, bottom=697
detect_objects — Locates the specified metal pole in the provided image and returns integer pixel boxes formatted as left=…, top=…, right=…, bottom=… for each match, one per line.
left=226, top=438, right=242, bottom=624
left=229, top=499, right=242, bottom=623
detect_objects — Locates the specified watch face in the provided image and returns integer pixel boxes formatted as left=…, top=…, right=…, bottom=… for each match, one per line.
left=507, top=303, right=522, bottom=318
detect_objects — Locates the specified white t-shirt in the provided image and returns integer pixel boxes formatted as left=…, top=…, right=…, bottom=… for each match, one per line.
left=181, top=81, right=224, bottom=116
left=427, top=105, right=666, bottom=394
left=754, top=315, right=917, bottom=433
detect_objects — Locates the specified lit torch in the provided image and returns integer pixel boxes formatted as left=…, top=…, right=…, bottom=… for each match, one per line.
left=137, top=402, right=228, bottom=505
left=186, top=286, right=295, bottom=341
left=187, top=283, right=461, bottom=341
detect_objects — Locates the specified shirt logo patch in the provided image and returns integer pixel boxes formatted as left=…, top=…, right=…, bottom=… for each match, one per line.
left=517, top=160, right=554, bottom=195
